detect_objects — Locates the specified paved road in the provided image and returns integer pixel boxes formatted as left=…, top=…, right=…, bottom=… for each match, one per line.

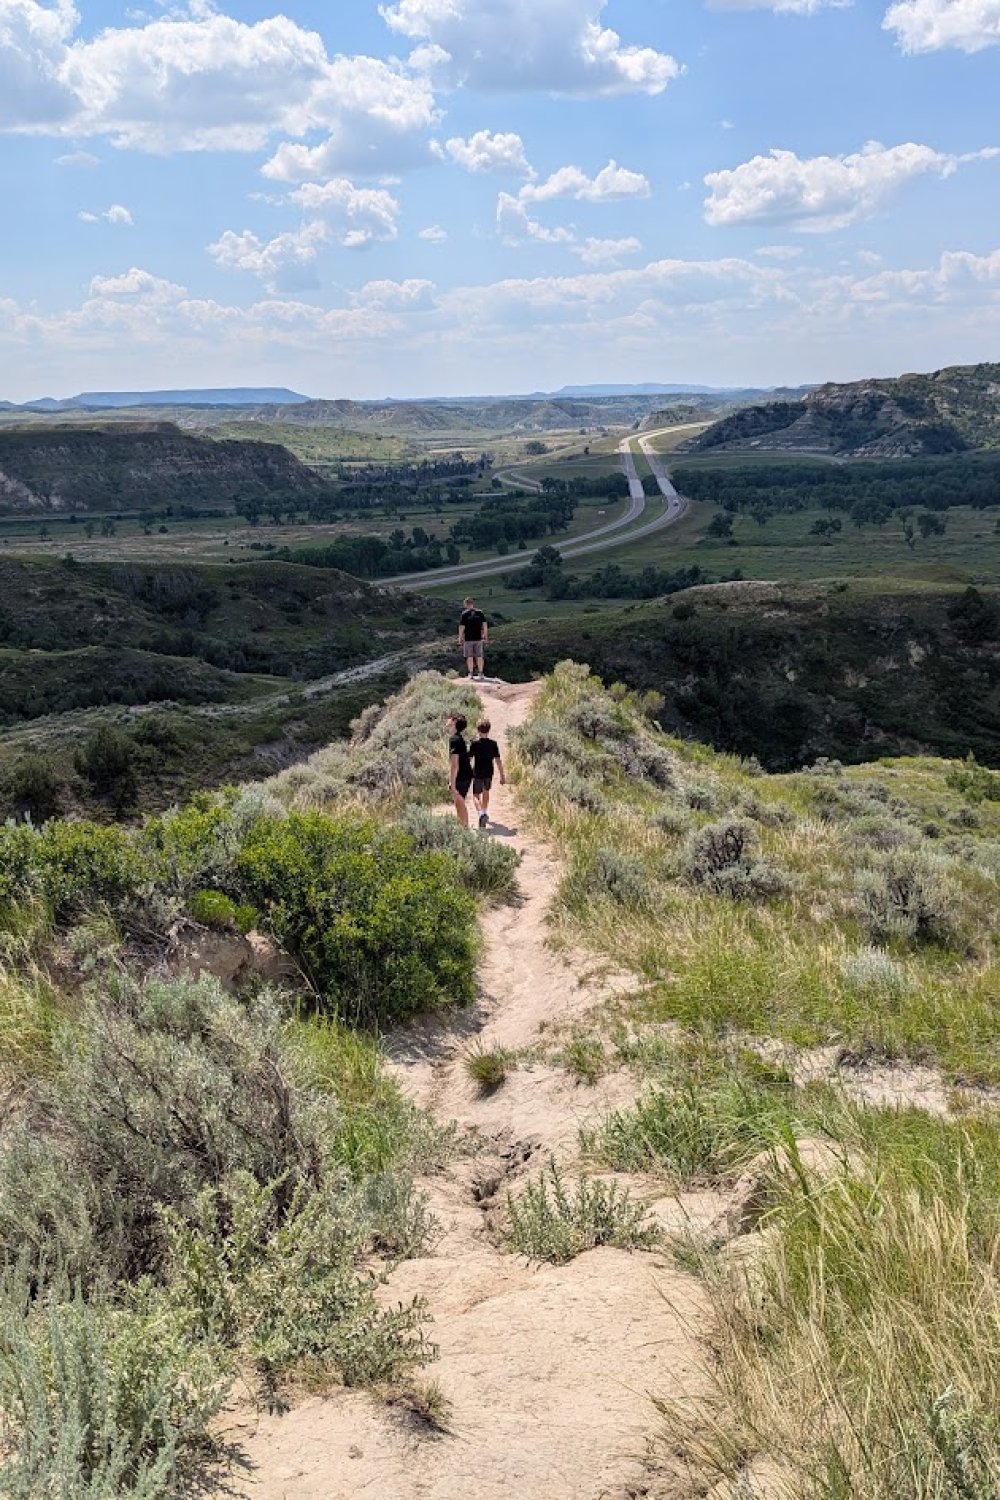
left=386, top=427, right=688, bottom=589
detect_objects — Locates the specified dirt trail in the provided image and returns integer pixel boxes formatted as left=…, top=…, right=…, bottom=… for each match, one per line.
left=225, top=680, right=710, bottom=1500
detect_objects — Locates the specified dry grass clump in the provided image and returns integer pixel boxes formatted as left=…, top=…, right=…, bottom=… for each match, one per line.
left=463, top=1042, right=511, bottom=1092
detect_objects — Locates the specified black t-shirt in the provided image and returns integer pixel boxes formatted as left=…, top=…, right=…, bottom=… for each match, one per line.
left=449, top=733, right=472, bottom=781
left=471, top=737, right=500, bottom=779
left=460, top=607, right=487, bottom=642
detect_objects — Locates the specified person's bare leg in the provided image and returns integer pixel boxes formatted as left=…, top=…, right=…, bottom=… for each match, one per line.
left=452, top=788, right=469, bottom=826
left=481, top=787, right=490, bottom=814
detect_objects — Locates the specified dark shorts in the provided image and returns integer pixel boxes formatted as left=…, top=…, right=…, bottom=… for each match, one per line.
left=473, top=774, right=493, bottom=795
left=455, top=776, right=472, bottom=798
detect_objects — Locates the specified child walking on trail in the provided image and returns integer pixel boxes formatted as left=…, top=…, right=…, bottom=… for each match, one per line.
left=447, top=712, right=473, bottom=827
left=470, top=718, right=505, bottom=831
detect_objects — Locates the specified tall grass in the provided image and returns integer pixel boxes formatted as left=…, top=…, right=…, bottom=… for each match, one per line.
left=666, top=1111, right=1000, bottom=1499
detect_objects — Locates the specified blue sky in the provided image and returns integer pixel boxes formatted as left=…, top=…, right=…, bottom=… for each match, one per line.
left=1, top=0, right=997, bottom=398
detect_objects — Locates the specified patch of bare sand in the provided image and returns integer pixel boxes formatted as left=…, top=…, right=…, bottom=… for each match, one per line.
left=221, top=680, right=711, bottom=1499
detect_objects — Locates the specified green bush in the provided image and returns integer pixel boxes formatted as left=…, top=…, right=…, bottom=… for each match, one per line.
left=74, top=726, right=139, bottom=814
left=505, top=1160, right=661, bottom=1264
left=187, top=888, right=258, bottom=933
left=0, top=820, right=144, bottom=923
left=2, top=754, right=63, bottom=823
left=946, top=752, right=1000, bottom=804
left=139, top=788, right=284, bottom=899
left=233, top=812, right=477, bottom=1024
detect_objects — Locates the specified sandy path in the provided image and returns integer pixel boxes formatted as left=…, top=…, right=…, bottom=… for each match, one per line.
left=222, top=680, right=709, bottom=1500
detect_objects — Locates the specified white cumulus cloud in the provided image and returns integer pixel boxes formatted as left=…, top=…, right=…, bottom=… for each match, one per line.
left=883, top=0, right=1000, bottom=51
left=443, top=128, right=533, bottom=176
left=418, top=223, right=448, bottom=242
left=704, top=141, right=999, bottom=231
left=207, top=222, right=327, bottom=292
left=288, top=178, right=401, bottom=247
left=520, top=158, right=649, bottom=203
left=379, top=0, right=681, bottom=96
left=0, top=0, right=438, bottom=167
left=78, top=201, right=134, bottom=225
left=496, top=193, right=576, bottom=244
left=708, top=0, right=847, bottom=13
left=572, top=235, right=642, bottom=264
left=55, top=147, right=99, bottom=165
left=354, top=277, right=436, bottom=308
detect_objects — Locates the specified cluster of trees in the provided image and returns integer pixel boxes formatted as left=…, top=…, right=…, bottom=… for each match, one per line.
left=674, top=454, right=1000, bottom=528
left=277, top=488, right=585, bottom=577
left=537, top=472, right=631, bottom=500
left=277, top=529, right=459, bottom=577
left=450, top=491, right=577, bottom=551
left=504, top=545, right=712, bottom=600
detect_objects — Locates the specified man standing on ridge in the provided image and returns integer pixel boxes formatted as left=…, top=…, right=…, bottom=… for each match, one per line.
left=458, top=595, right=488, bottom=681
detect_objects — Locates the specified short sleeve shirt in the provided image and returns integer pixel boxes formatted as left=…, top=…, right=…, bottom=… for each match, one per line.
left=449, top=733, right=472, bottom=781
left=460, top=607, right=487, bottom=641
left=471, top=737, right=500, bottom=779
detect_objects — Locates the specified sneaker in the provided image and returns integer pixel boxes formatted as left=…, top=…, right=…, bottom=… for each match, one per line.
left=478, top=810, right=488, bottom=829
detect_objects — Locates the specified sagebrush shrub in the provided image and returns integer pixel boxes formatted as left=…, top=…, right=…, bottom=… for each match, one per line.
left=564, top=698, right=629, bottom=743
left=848, top=816, right=921, bottom=852
left=511, top=717, right=587, bottom=769
left=0, top=1274, right=226, bottom=1500
left=651, top=804, right=691, bottom=838
left=156, top=1172, right=431, bottom=1399
left=840, top=947, right=911, bottom=1002
left=397, top=807, right=520, bottom=899
left=0, top=976, right=331, bottom=1288
left=685, top=783, right=720, bottom=813
left=685, top=819, right=791, bottom=902
left=591, top=848, right=647, bottom=907
left=505, top=1161, right=660, bottom=1264
left=857, top=853, right=962, bottom=948
left=563, top=780, right=611, bottom=816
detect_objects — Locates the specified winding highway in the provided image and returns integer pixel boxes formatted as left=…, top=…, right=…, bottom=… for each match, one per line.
left=386, top=424, right=697, bottom=590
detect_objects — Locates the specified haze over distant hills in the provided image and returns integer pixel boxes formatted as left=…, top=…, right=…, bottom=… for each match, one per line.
left=0, top=388, right=311, bottom=411
left=0, top=381, right=790, bottom=413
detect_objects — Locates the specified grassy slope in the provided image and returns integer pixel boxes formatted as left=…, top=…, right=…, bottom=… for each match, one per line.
left=510, top=665, right=1000, bottom=1496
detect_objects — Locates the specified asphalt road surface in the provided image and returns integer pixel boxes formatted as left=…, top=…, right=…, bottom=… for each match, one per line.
left=386, top=427, right=689, bottom=589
